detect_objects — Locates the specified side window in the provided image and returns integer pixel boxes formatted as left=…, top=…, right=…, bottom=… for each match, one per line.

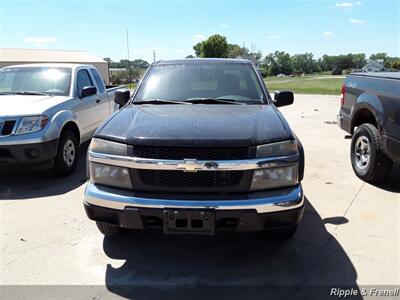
left=76, top=69, right=93, bottom=96
left=90, top=68, right=105, bottom=93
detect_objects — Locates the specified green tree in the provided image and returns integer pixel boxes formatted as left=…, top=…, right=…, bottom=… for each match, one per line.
left=199, top=34, right=228, bottom=58
left=262, top=51, right=293, bottom=76
left=292, top=53, right=318, bottom=74
left=193, top=42, right=203, bottom=58
left=369, top=53, right=388, bottom=61
left=132, top=59, right=149, bottom=68
left=392, top=61, right=400, bottom=70
left=227, top=44, right=247, bottom=58
left=186, top=54, right=195, bottom=58
left=351, top=53, right=366, bottom=69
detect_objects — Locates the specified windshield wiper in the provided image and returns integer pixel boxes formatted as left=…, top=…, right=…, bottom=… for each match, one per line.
left=133, top=99, right=190, bottom=105
left=183, top=98, right=244, bottom=105
left=12, top=91, right=50, bottom=96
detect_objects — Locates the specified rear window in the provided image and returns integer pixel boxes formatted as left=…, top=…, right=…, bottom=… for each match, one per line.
left=91, top=68, right=105, bottom=93
left=134, top=63, right=265, bottom=103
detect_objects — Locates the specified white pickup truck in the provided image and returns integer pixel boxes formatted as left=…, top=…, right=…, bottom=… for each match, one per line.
left=0, top=63, right=124, bottom=176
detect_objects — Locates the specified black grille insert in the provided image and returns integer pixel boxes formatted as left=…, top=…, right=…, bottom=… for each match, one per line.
left=137, top=170, right=244, bottom=188
left=132, top=146, right=249, bottom=160
left=1, top=120, right=16, bottom=136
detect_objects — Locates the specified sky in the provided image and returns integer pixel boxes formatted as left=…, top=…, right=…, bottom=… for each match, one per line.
left=0, top=0, right=399, bottom=63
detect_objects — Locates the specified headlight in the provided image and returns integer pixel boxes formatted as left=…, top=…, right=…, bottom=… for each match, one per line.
left=15, top=116, right=49, bottom=135
left=250, top=164, right=298, bottom=191
left=89, top=138, right=127, bottom=155
left=256, top=140, right=298, bottom=158
left=89, top=162, right=132, bottom=189
left=88, top=138, right=131, bottom=189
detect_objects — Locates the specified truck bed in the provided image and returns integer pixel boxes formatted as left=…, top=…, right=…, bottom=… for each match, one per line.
left=350, top=72, right=400, bottom=80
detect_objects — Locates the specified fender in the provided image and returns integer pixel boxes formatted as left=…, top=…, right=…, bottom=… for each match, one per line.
left=350, top=92, right=384, bottom=133
left=45, top=110, right=81, bottom=143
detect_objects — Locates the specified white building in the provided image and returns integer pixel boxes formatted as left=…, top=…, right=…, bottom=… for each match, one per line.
left=362, top=59, right=385, bottom=72
left=0, top=48, right=110, bottom=83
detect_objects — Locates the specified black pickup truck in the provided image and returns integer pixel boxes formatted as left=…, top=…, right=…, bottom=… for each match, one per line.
left=338, top=72, right=400, bottom=182
left=83, top=59, right=304, bottom=240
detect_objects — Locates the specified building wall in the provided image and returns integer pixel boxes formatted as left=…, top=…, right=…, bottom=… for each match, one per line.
left=0, top=61, right=110, bottom=84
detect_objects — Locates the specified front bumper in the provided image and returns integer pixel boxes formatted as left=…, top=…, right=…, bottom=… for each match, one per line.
left=0, top=139, right=58, bottom=170
left=83, top=183, right=304, bottom=232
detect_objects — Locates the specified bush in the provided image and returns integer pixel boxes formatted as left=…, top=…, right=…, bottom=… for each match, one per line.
left=331, top=68, right=342, bottom=75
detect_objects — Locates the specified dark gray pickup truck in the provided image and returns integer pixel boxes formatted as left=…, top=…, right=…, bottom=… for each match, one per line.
left=338, top=72, right=400, bottom=182
left=84, top=58, right=304, bottom=240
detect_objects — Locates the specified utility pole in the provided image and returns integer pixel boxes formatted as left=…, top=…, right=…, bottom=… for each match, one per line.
left=126, top=27, right=131, bottom=83
left=153, top=50, right=156, bottom=63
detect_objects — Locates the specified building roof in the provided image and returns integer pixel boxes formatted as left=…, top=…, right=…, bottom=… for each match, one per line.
left=0, top=48, right=107, bottom=64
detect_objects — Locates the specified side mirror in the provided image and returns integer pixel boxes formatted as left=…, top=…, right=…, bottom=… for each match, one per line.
left=80, top=86, right=97, bottom=98
left=274, top=91, right=294, bottom=107
left=114, top=88, right=131, bottom=107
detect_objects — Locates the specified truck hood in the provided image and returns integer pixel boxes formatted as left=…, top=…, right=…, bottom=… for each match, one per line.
left=98, top=104, right=290, bottom=147
left=0, top=95, right=71, bottom=117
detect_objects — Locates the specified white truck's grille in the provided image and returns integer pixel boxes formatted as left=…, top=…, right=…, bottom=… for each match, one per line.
left=0, top=119, right=17, bottom=136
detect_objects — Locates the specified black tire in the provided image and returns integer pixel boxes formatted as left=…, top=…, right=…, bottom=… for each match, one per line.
left=272, top=225, right=298, bottom=241
left=53, top=129, right=79, bottom=177
left=96, top=222, right=122, bottom=237
left=351, top=124, right=393, bottom=182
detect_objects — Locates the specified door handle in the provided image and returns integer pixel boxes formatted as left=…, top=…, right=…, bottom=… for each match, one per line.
left=96, top=99, right=101, bottom=103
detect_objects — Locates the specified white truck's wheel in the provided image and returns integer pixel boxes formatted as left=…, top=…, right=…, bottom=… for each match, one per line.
left=53, top=130, right=78, bottom=177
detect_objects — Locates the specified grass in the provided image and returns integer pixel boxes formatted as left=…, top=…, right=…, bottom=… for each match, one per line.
left=264, top=75, right=345, bottom=95
left=125, top=75, right=344, bottom=95
left=125, top=83, right=137, bottom=90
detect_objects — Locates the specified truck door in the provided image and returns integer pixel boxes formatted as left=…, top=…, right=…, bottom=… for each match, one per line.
left=75, top=69, right=103, bottom=137
left=90, top=68, right=111, bottom=119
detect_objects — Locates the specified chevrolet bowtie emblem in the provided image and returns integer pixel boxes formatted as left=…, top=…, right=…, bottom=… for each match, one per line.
left=176, top=159, right=205, bottom=172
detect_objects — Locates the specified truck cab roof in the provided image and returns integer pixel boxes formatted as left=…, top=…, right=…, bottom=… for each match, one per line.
left=153, top=58, right=255, bottom=66
left=2, top=63, right=95, bottom=70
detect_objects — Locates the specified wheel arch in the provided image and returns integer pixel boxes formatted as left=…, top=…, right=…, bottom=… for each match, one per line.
left=351, top=108, right=378, bottom=134
left=61, top=121, right=81, bottom=145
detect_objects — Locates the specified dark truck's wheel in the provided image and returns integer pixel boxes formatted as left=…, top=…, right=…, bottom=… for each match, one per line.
left=351, top=124, right=393, bottom=182
left=53, top=130, right=79, bottom=177
left=96, top=222, right=122, bottom=237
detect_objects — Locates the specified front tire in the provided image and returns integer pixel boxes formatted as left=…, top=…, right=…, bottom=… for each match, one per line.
left=351, top=124, right=393, bottom=182
left=53, top=130, right=79, bottom=177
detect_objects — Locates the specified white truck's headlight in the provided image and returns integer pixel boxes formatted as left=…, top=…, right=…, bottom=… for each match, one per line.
left=250, top=164, right=298, bottom=191
left=88, top=138, right=132, bottom=189
left=15, top=115, right=49, bottom=135
left=256, top=140, right=298, bottom=157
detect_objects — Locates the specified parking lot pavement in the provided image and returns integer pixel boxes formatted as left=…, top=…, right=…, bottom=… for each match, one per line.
left=1, top=94, right=399, bottom=299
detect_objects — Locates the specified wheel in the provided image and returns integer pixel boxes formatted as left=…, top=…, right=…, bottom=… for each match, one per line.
left=351, top=124, right=393, bottom=182
left=272, top=225, right=298, bottom=241
left=53, top=129, right=79, bottom=177
left=96, top=222, right=122, bottom=237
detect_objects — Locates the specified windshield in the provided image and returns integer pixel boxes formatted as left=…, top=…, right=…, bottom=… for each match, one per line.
left=134, top=63, right=265, bottom=104
left=0, top=67, right=72, bottom=96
